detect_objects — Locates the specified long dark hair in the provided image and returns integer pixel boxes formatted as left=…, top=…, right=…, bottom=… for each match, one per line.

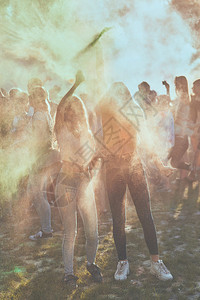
left=174, top=76, right=190, bottom=103
left=105, top=81, right=132, bottom=106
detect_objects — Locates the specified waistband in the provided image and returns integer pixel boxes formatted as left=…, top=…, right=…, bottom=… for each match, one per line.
left=62, top=160, right=86, bottom=173
left=105, top=153, right=133, bottom=161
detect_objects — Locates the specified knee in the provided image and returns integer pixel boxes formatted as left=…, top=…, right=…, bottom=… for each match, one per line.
left=32, top=193, right=49, bottom=208
left=63, top=230, right=77, bottom=244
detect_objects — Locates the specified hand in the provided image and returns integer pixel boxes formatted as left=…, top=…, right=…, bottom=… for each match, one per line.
left=88, top=156, right=102, bottom=172
left=162, top=166, right=174, bottom=177
left=75, top=70, right=85, bottom=87
left=162, top=80, right=170, bottom=91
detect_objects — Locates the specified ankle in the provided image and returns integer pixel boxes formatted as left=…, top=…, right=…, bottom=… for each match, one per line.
left=151, top=255, right=159, bottom=263
left=119, top=259, right=128, bottom=262
left=42, top=229, right=52, bottom=234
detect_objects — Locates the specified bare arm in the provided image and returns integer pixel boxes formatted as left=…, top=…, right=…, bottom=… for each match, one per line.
left=162, top=80, right=171, bottom=98
left=55, top=70, right=85, bottom=137
left=56, top=70, right=85, bottom=114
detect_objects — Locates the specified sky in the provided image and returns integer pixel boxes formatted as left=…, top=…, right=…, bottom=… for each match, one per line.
left=0, top=0, right=199, bottom=99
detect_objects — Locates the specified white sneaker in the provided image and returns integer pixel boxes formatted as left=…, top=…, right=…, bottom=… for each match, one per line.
left=29, top=230, right=53, bottom=241
left=114, top=260, right=129, bottom=280
left=150, top=260, right=173, bottom=281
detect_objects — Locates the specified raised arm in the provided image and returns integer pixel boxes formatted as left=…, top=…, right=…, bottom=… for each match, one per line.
left=55, top=70, right=85, bottom=137
left=56, top=70, right=85, bottom=114
left=162, top=80, right=170, bottom=98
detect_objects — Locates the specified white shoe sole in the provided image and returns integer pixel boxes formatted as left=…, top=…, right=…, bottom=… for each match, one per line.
left=29, top=236, right=38, bottom=241
left=29, top=235, right=53, bottom=241
left=150, top=269, right=173, bottom=281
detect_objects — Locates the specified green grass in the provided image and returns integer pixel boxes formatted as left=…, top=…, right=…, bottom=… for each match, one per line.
left=1, top=183, right=200, bottom=299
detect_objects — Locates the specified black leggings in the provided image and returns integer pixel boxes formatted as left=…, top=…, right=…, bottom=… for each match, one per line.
left=105, top=157, right=158, bottom=260
left=168, top=135, right=190, bottom=170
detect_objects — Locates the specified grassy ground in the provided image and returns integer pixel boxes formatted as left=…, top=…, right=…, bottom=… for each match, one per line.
left=0, top=181, right=200, bottom=300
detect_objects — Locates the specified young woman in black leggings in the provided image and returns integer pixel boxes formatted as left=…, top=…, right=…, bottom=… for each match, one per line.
left=98, top=82, right=173, bottom=281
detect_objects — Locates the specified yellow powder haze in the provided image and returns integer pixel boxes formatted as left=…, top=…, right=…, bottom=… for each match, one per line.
left=0, top=0, right=198, bottom=206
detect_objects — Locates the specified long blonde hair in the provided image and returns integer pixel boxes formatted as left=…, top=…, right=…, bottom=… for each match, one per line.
left=174, top=76, right=190, bottom=103
left=55, top=95, right=93, bottom=140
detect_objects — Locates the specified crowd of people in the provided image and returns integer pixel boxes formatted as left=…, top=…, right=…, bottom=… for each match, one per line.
left=1, top=71, right=200, bottom=289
